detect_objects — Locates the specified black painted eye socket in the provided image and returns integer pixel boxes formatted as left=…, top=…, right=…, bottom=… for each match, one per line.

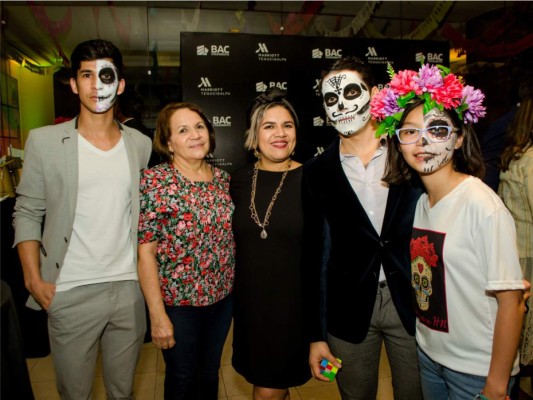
left=344, top=83, right=362, bottom=100
left=324, top=92, right=338, bottom=107
left=99, top=67, right=117, bottom=85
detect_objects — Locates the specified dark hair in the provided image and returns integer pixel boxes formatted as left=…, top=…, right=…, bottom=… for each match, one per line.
left=153, top=102, right=215, bottom=162
left=383, top=98, right=485, bottom=185
left=70, top=39, right=124, bottom=79
left=320, top=56, right=376, bottom=92
left=499, top=96, right=533, bottom=171
left=244, top=87, right=299, bottom=151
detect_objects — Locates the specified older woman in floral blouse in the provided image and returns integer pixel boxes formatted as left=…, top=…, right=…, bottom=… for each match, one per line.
left=137, top=102, right=235, bottom=400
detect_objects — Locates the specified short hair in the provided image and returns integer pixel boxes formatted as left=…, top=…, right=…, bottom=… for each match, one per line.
left=383, top=98, right=485, bottom=185
left=320, top=56, right=376, bottom=93
left=244, top=88, right=299, bottom=151
left=153, top=102, right=215, bottom=162
left=70, top=39, right=124, bottom=79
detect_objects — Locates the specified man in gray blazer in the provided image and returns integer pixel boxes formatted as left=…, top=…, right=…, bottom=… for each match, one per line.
left=13, top=39, right=152, bottom=400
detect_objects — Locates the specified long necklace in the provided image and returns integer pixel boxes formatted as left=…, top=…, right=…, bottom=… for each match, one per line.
left=249, top=159, right=292, bottom=239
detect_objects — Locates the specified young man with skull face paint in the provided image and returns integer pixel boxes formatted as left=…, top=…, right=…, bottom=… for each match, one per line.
left=301, top=57, right=424, bottom=399
left=13, top=39, right=152, bottom=399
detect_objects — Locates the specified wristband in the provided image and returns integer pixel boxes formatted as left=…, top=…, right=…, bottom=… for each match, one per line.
left=474, top=390, right=510, bottom=400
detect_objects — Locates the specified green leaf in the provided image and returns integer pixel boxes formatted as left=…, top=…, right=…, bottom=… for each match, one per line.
left=397, top=92, right=415, bottom=108
left=376, top=123, right=386, bottom=137
left=387, top=63, right=396, bottom=80
left=438, top=64, right=451, bottom=76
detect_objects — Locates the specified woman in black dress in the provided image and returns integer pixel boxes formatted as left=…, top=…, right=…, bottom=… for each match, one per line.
left=230, top=88, right=311, bottom=400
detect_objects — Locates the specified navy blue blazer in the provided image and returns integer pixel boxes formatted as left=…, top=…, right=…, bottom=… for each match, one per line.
left=301, top=136, right=423, bottom=344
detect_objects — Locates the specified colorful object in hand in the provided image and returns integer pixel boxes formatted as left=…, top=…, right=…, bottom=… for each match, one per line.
left=319, top=358, right=342, bottom=381
left=370, top=62, right=486, bottom=138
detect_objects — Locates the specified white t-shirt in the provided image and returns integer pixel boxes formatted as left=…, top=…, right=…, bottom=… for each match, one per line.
left=56, top=134, right=136, bottom=291
left=412, top=176, right=524, bottom=376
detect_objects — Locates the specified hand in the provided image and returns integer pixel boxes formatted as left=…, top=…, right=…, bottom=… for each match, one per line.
left=27, top=279, right=56, bottom=311
left=150, top=313, right=176, bottom=350
left=309, top=341, right=342, bottom=382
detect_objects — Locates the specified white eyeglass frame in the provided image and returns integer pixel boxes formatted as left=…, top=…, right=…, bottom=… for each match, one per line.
left=395, top=125, right=456, bottom=144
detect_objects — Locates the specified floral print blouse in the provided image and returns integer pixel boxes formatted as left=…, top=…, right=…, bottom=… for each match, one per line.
left=138, top=162, right=235, bottom=307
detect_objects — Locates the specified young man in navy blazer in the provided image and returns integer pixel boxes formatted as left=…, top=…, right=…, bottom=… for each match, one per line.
left=302, top=57, right=423, bottom=400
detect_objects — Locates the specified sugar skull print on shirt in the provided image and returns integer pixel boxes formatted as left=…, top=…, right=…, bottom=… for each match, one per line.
left=410, top=229, right=448, bottom=332
left=95, top=60, right=119, bottom=112
left=321, top=70, right=372, bottom=137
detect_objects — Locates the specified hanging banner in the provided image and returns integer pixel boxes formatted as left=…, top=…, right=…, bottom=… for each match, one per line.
left=181, top=32, right=449, bottom=174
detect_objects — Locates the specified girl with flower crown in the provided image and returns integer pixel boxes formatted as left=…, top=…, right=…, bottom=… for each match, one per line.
left=372, top=64, right=526, bottom=400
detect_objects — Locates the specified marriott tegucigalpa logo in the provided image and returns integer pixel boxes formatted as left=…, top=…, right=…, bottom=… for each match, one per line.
left=197, top=77, right=230, bottom=96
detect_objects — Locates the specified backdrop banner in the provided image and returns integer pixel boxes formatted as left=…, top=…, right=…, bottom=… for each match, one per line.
left=181, top=32, right=449, bottom=173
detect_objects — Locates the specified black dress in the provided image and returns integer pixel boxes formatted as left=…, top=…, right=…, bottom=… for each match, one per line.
left=230, top=164, right=311, bottom=388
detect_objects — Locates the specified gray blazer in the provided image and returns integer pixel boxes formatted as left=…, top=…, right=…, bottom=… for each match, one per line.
left=13, top=117, right=152, bottom=310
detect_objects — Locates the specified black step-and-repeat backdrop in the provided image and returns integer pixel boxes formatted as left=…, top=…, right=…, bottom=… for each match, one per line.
left=181, top=32, right=449, bottom=174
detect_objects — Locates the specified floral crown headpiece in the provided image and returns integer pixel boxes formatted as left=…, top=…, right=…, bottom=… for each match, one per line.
left=370, top=62, right=486, bottom=138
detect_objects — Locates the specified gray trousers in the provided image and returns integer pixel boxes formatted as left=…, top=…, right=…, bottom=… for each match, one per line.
left=47, top=280, right=146, bottom=400
left=328, top=283, right=422, bottom=400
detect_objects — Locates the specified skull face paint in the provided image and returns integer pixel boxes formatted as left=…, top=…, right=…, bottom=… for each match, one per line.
left=401, top=107, right=460, bottom=174
left=95, top=60, right=119, bottom=112
left=321, top=70, right=371, bottom=137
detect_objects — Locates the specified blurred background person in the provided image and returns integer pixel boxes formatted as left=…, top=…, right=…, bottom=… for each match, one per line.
left=116, top=87, right=160, bottom=167
left=498, top=77, right=533, bottom=399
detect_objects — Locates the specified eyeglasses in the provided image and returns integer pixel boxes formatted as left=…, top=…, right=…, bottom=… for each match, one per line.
left=395, top=126, right=455, bottom=144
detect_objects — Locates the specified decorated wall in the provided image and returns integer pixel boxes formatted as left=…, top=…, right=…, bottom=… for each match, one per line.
left=181, top=33, right=449, bottom=173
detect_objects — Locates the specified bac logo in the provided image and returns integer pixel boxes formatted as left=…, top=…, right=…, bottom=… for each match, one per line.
left=313, top=116, right=325, bottom=127
left=427, top=53, right=443, bottom=63
left=415, top=52, right=426, bottom=63
left=256, top=82, right=268, bottom=92
left=197, top=45, right=209, bottom=56
left=312, top=48, right=323, bottom=58
left=211, top=45, right=230, bottom=56
left=213, top=116, right=231, bottom=126
left=269, top=82, right=287, bottom=90
left=325, top=49, right=342, bottom=58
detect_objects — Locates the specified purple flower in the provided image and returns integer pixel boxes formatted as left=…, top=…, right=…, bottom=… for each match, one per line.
left=370, top=87, right=401, bottom=119
left=415, top=64, right=443, bottom=92
left=462, top=85, right=486, bottom=124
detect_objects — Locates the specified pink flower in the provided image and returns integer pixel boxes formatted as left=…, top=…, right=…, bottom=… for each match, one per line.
left=370, top=87, right=400, bottom=119
left=390, top=69, right=421, bottom=96
left=431, top=74, right=463, bottom=109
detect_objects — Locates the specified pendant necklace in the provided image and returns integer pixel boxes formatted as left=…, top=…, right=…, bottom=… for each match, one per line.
left=249, top=159, right=291, bottom=239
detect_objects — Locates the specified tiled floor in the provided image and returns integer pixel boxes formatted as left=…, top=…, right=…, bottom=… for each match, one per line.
left=26, top=323, right=395, bottom=400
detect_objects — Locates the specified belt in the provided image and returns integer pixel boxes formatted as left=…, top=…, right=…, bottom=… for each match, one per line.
left=379, top=281, right=387, bottom=289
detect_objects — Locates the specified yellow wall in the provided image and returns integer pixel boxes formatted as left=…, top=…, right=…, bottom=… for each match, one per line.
left=8, top=60, right=55, bottom=149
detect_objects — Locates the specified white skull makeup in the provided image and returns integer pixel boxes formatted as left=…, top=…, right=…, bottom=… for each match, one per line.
left=321, top=70, right=371, bottom=137
left=95, top=60, right=119, bottom=113
left=414, top=108, right=459, bottom=174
